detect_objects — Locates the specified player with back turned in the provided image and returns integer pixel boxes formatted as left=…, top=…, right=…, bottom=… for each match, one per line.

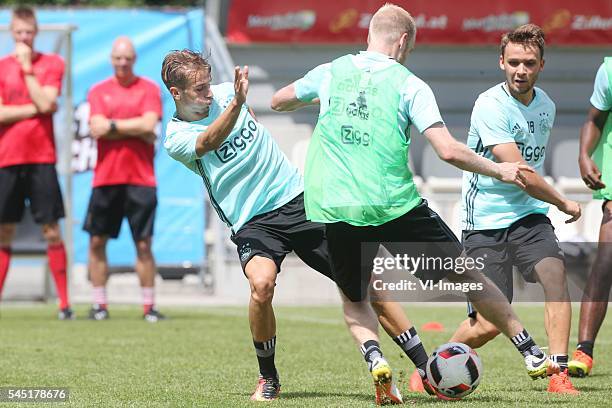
left=272, top=3, right=559, bottom=401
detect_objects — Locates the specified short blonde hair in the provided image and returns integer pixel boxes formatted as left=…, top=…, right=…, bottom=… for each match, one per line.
left=369, top=3, right=416, bottom=48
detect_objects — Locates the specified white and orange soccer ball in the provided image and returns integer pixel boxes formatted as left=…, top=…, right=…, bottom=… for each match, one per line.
left=426, top=342, right=483, bottom=399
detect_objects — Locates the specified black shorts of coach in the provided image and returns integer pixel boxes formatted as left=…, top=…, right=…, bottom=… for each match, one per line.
left=325, top=199, right=464, bottom=302
left=231, top=193, right=333, bottom=280
left=465, top=213, right=565, bottom=318
left=83, top=185, right=157, bottom=240
left=0, top=164, right=65, bottom=224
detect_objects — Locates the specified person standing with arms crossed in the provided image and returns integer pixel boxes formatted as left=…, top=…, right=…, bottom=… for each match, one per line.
left=84, top=36, right=164, bottom=322
left=0, top=6, right=71, bottom=319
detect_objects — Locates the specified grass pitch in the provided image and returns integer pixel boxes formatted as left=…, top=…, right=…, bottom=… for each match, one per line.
left=0, top=304, right=610, bottom=407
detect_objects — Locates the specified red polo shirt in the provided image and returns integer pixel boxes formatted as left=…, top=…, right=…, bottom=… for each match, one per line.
left=0, top=53, right=64, bottom=168
left=87, top=76, right=162, bottom=187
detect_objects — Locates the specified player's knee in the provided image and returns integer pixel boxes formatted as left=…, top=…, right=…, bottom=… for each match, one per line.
left=249, top=275, right=275, bottom=304
left=594, top=255, right=612, bottom=287
left=595, top=246, right=612, bottom=272
left=245, top=256, right=277, bottom=304
left=341, top=300, right=372, bottom=325
left=89, top=236, right=107, bottom=254
left=541, top=267, right=568, bottom=291
left=0, top=224, right=16, bottom=245
left=135, top=239, right=153, bottom=259
left=41, top=223, right=62, bottom=244
left=601, top=243, right=612, bottom=260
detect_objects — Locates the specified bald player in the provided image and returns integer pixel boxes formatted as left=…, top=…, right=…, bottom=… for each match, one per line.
left=272, top=3, right=557, bottom=402
left=84, top=36, right=164, bottom=322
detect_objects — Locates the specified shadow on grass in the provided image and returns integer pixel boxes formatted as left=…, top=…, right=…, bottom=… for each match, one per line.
left=571, top=385, right=609, bottom=392
left=235, top=391, right=372, bottom=402
left=406, top=394, right=519, bottom=404
left=577, top=373, right=606, bottom=378
left=406, top=394, right=583, bottom=405
left=281, top=391, right=373, bottom=401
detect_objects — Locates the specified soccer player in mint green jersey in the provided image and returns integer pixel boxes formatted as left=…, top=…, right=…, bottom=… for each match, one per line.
left=569, top=57, right=612, bottom=378
left=447, top=24, right=581, bottom=394
left=162, top=49, right=452, bottom=404
left=272, top=4, right=558, bottom=402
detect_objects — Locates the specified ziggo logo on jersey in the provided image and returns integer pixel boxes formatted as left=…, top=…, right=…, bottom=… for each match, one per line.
left=215, top=119, right=258, bottom=163
left=516, top=142, right=545, bottom=162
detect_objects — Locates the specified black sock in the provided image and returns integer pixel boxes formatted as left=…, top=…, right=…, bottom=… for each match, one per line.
left=550, top=354, right=568, bottom=372
left=511, top=329, right=544, bottom=357
left=253, top=336, right=277, bottom=379
left=361, top=340, right=384, bottom=371
left=577, top=341, right=594, bottom=358
left=393, top=327, right=428, bottom=377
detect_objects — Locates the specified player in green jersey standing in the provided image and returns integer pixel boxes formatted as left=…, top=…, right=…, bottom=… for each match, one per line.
left=569, top=57, right=612, bottom=378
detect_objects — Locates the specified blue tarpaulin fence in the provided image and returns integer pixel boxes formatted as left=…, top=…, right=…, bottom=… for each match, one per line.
left=0, top=8, right=206, bottom=268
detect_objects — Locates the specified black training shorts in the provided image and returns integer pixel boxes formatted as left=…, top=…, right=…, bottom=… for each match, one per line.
left=325, top=199, right=463, bottom=302
left=84, top=185, right=157, bottom=240
left=0, top=164, right=65, bottom=224
left=231, top=193, right=333, bottom=280
left=465, top=213, right=564, bottom=318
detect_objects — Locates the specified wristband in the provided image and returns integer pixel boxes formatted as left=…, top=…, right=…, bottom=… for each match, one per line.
left=109, top=120, right=117, bottom=133
left=22, top=67, right=34, bottom=76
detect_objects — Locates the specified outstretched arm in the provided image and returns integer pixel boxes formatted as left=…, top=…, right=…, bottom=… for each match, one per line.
left=490, top=142, right=581, bottom=223
left=423, top=122, right=533, bottom=189
left=271, top=83, right=319, bottom=112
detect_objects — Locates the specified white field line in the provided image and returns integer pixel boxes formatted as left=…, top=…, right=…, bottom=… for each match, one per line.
left=196, top=307, right=612, bottom=345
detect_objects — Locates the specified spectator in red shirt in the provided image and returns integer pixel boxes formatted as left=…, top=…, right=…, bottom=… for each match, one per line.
left=0, top=6, right=72, bottom=320
left=84, top=36, right=164, bottom=322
